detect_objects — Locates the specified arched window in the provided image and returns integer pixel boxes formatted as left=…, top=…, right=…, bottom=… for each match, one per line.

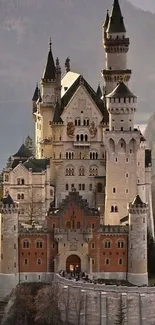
left=118, top=240, right=124, bottom=248
left=81, top=134, right=84, bottom=142
left=115, top=206, right=118, bottom=213
left=90, top=151, right=98, bottom=160
left=87, top=119, right=89, bottom=126
left=78, top=119, right=81, bottom=126
left=66, top=221, right=71, bottom=229
left=23, top=240, right=30, bottom=249
left=75, top=119, right=77, bottom=126
left=21, top=193, right=24, bottom=200
left=97, top=183, right=103, bottom=193
left=36, top=240, right=43, bottom=249
left=66, top=166, right=74, bottom=176
left=83, top=119, right=86, bottom=126
left=85, top=134, right=88, bottom=142
left=104, top=241, right=112, bottom=248
left=37, top=258, right=42, bottom=265
left=89, top=166, right=98, bottom=176
left=79, top=166, right=85, bottom=176
left=77, top=221, right=81, bottom=229
left=17, top=194, right=20, bottom=200
left=66, top=151, right=74, bottom=160
left=111, top=206, right=114, bottom=212
left=66, top=184, right=69, bottom=191
left=76, top=134, right=79, bottom=141
left=105, top=258, right=110, bottom=265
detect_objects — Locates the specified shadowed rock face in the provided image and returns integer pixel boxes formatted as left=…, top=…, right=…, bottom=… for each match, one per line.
left=0, top=0, right=155, bottom=168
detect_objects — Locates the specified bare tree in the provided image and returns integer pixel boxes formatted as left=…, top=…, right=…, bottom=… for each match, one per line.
left=35, top=283, right=62, bottom=325
left=18, top=190, right=46, bottom=224
left=71, top=289, right=86, bottom=325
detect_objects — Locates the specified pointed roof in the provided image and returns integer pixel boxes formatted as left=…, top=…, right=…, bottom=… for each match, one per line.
left=106, top=82, right=136, bottom=99
left=132, top=195, right=144, bottom=206
left=2, top=194, right=14, bottom=207
left=53, top=101, right=63, bottom=124
left=23, top=158, right=50, bottom=173
left=32, top=83, right=40, bottom=101
left=96, top=83, right=102, bottom=98
left=12, top=144, right=33, bottom=158
left=103, top=10, right=109, bottom=28
left=42, top=39, right=56, bottom=82
left=107, top=0, right=126, bottom=34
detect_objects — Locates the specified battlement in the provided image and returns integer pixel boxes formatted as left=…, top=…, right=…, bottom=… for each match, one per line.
left=99, top=225, right=128, bottom=234
left=19, top=224, right=47, bottom=234
left=0, top=203, right=19, bottom=214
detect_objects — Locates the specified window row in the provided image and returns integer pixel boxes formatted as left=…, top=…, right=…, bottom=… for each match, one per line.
left=92, top=258, right=124, bottom=265
left=65, top=166, right=98, bottom=176
left=23, top=258, right=42, bottom=266
left=65, top=151, right=101, bottom=160
left=76, top=134, right=88, bottom=142
left=66, top=221, right=81, bottom=229
left=22, top=240, right=43, bottom=249
left=113, top=187, right=129, bottom=194
left=75, top=119, right=90, bottom=126
left=65, top=182, right=103, bottom=192
left=103, top=240, right=125, bottom=249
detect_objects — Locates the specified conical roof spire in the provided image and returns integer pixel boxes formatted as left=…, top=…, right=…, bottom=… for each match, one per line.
left=107, top=0, right=126, bottom=33
left=42, top=39, right=56, bottom=82
left=106, top=82, right=136, bottom=99
left=96, top=83, right=102, bottom=98
left=103, top=10, right=109, bottom=28
left=32, top=83, right=40, bottom=101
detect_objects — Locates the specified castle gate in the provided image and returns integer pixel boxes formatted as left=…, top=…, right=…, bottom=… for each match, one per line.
left=66, top=255, right=81, bottom=273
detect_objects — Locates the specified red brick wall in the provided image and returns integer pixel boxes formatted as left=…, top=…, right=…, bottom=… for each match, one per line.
left=89, top=234, right=128, bottom=273
left=19, top=234, right=48, bottom=273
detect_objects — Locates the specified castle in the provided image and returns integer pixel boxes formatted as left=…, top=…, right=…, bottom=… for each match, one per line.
left=0, top=0, right=154, bottom=299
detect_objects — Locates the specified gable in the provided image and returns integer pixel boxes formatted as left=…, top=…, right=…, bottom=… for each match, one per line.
left=61, top=84, right=104, bottom=124
left=12, top=163, right=29, bottom=178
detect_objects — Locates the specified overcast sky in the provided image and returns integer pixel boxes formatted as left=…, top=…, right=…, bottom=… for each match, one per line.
left=129, top=0, right=155, bottom=12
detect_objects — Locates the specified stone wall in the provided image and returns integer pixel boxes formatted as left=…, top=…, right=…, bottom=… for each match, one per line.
left=55, top=274, right=155, bottom=325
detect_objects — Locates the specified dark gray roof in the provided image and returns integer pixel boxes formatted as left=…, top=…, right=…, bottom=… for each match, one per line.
left=23, top=158, right=50, bottom=173
left=106, top=82, right=136, bottom=99
left=103, top=10, right=109, bottom=28
left=32, top=83, right=40, bottom=101
left=13, top=144, right=33, bottom=159
left=120, top=215, right=129, bottom=224
left=107, top=0, right=126, bottom=34
left=2, top=194, right=14, bottom=207
left=53, top=101, right=63, bottom=124
left=42, top=41, right=56, bottom=82
left=132, top=195, right=144, bottom=206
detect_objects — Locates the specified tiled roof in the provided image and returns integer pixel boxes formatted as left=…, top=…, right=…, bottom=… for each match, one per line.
left=12, top=144, right=33, bottom=158
left=107, top=0, right=126, bottom=34
left=2, top=194, right=14, bottom=207
left=132, top=195, right=144, bottom=206
left=106, top=82, right=136, bottom=99
left=23, top=158, right=50, bottom=173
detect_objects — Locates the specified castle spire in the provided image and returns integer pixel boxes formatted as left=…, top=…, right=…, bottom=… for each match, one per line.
left=103, top=10, right=109, bottom=29
left=42, top=39, right=56, bottom=82
left=107, top=0, right=126, bottom=33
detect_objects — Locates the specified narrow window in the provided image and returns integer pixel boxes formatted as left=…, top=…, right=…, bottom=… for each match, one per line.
left=24, top=258, right=28, bottom=265
left=105, top=258, right=110, bottom=265
left=66, top=184, right=69, bottom=191
left=119, top=258, right=123, bottom=265
left=113, top=188, right=116, bottom=193
left=91, top=242, right=95, bottom=249
left=92, top=258, right=95, bottom=265
left=91, top=223, right=95, bottom=229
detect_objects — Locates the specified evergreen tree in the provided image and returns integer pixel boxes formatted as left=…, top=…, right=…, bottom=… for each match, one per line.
left=147, top=229, right=155, bottom=277
left=24, top=135, right=34, bottom=155
left=115, top=301, right=127, bottom=325
left=5, top=156, right=12, bottom=168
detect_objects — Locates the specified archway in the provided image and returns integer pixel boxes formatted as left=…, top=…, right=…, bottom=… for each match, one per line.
left=66, top=255, right=81, bottom=273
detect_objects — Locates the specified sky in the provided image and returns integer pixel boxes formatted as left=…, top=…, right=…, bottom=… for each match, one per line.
left=129, top=0, right=155, bottom=12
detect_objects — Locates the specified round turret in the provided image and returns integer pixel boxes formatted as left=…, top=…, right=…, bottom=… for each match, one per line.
left=106, top=82, right=137, bottom=132
left=128, top=195, right=148, bottom=286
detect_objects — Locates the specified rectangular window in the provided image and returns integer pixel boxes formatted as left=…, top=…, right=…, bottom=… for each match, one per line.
left=14, top=244, right=16, bottom=249
left=91, top=242, right=95, bottom=249
left=119, top=259, right=123, bottom=265
left=24, top=258, right=28, bottom=265
left=92, top=258, right=95, bottom=265
left=79, top=184, right=81, bottom=191
left=14, top=262, right=16, bottom=268
left=53, top=243, right=55, bottom=249
left=143, top=218, right=145, bottom=224
left=91, top=223, right=95, bottom=229
left=105, top=258, right=110, bottom=265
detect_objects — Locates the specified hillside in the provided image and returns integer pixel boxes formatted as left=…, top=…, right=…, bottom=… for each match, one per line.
left=0, top=0, right=155, bottom=168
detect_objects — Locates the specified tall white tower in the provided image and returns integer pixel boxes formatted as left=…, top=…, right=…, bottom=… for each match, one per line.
left=128, top=195, right=148, bottom=286
left=102, top=0, right=131, bottom=95
left=104, top=82, right=140, bottom=225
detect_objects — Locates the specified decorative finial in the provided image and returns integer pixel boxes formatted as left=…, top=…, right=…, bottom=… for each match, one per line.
left=80, top=75, right=84, bottom=85
left=49, top=38, right=52, bottom=51
left=65, top=57, right=70, bottom=72
left=56, top=57, right=59, bottom=66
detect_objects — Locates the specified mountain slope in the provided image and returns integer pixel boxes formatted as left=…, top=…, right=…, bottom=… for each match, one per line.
left=0, top=0, right=155, bottom=168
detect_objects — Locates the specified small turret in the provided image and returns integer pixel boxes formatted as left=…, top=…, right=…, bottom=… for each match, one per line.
left=106, top=82, right=137, bottom=132
left=128, top=195, right=148, bottom=286
left=32, top=83, right=40, bottom=114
